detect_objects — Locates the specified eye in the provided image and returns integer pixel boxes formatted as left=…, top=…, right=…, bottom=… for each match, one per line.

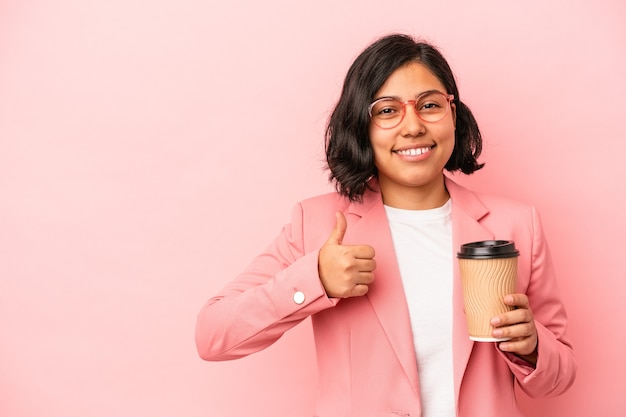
left=418, top=100, right=443, bottom=111
left=428, top=101, right=443, bottom=108
left=378, top=106, right=397, bottom=115
left=371, top=99, right=402, bottom=118
left=417, top=94, right=446, bottom=113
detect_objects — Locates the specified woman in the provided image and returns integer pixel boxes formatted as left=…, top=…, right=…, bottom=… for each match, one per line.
left=195, top=33, right=576, bottom=417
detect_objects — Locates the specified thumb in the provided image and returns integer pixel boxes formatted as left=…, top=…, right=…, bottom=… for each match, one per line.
left=326, top=211, right=347, bottom=245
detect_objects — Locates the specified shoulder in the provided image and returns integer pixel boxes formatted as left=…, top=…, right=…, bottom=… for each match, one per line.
left=298, top=191, right=352, bottom=214
left=286, top=191, right=350, bottom=231
left=446, top=177, right=542, bottom=239
left=283, top=192, right=352, bottom=251
left=475, top=190, right=533, bottom=214
left=447, top=176, right=534, bottom=215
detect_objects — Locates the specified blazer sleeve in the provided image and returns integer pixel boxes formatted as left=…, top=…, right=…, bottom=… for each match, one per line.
left=195, top=202, right=338, bottom=361
left=499, top=206, right=577, bottom=397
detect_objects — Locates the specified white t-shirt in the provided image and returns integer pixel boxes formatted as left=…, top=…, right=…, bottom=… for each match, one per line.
left=384, top=199, right=455, bottom=417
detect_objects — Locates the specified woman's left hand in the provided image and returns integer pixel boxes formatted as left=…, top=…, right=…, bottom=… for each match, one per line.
left=490, top=293, right=538, bottom=366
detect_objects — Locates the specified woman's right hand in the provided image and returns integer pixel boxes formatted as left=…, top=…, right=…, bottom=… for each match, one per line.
left=318, top=212, right=376, bottom=298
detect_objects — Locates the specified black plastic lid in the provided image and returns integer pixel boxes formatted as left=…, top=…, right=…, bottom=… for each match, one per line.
left=457, top=240, right=519, bottom=259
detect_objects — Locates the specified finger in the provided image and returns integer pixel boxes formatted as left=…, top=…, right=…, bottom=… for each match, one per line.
left=491, top=308, right=533, bottom=327
left=351, top=284, right=369, bottom=297
left=357, top=271, right=375, bottom=285
left=355, top=258, right=377, bottom=273
left=492, top=321, right=535, bottom=339
left=497, top=337, right=537, bottom=357
left=326, top=211, right=347, bottom=245
left=352, top=245, right=376, bottom=260
left=504, top=293, right=529, bottom=308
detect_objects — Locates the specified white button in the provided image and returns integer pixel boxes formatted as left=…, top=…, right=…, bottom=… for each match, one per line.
left=293, top=291, right=305, bottom=305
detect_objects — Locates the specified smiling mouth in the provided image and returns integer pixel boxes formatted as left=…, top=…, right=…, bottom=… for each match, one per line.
left=394, top=146, right=433, bottom=156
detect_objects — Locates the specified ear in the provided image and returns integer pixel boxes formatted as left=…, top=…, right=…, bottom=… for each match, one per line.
left=451, top=102, right=457, bottom=129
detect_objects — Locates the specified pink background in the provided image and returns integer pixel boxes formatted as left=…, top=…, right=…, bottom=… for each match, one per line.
left=1, top=0, right=625, bottom=416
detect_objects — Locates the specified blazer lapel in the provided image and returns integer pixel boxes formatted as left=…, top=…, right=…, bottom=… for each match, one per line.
left=344, top=185, right=421, bottom=397
left=446, top=177, right=494, bottom=405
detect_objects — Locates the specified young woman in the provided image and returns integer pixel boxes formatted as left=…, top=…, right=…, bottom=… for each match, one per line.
left=195, top=33, right=576, bottom=417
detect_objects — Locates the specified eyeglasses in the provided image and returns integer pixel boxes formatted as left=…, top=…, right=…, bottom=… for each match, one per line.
left=368, top=90, right=455, bottom=129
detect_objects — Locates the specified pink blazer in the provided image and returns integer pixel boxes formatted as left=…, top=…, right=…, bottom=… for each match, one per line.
left=196, top=176, right=576, bottom=417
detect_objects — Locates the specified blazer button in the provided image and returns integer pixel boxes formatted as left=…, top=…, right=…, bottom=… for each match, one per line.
left=293, top=291, right=305, bottom=305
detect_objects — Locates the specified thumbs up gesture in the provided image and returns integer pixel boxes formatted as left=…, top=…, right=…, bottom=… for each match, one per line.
left=318, top=212, right=376, bottom=298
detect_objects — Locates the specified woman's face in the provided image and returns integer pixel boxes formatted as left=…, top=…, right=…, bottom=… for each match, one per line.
left=368, top=62, right=456, bottom=208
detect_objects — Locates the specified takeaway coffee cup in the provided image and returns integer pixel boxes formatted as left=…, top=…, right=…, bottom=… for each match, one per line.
left=457, top=240, right=519, bottom=342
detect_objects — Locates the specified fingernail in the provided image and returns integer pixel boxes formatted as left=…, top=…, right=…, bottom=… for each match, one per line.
left=490, top=317, right=500, bottom=325
left=493, top=329, right=503, bottom=337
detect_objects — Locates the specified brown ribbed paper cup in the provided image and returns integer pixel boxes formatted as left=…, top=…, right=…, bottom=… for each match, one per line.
left=457, top=240, right=519, bottom=342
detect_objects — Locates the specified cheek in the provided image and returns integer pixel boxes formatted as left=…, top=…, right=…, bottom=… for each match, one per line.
left=445, top=128, right=456, bottom=146
left=443, top=133, right=456, bottom=158
left=439, top=123, right=457, bottom=148
left=368, top=130, right=387, bottom=156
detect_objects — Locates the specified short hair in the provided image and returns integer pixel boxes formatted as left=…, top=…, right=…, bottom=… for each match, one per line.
left=325, top=33, right=484, bottom=202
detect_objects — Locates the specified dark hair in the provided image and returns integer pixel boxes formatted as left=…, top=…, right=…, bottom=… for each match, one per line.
left=325, top=33, right=484, bottom=201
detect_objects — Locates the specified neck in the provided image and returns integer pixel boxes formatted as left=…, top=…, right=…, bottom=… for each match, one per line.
left=379, top=175, right=449, bottom=210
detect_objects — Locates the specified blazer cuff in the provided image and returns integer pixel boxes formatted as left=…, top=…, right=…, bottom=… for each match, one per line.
left=272, top=250, right=339, bottom=320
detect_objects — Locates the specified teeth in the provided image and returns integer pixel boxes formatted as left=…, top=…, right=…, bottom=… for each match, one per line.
left=396, top=147, right=430, bottom=156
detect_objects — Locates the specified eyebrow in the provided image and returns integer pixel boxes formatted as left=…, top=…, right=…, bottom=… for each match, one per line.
left=373, top=89, right=444, bottom=102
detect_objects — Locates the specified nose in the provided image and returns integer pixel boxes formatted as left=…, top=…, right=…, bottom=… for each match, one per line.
left=400, top=102, right=425, bottom=136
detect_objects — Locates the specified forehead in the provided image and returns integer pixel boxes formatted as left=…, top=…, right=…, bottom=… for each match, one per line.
left=375, top=62, right=446, bottom=98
